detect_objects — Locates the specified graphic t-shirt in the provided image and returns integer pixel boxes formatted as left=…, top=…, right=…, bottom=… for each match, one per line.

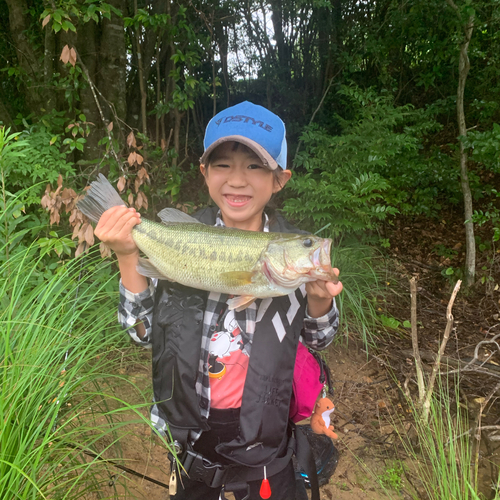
left=208, top=307, right=250, bottom=409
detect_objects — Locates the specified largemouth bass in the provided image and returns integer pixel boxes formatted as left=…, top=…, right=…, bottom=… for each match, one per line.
left=77, top=174, right=337, bottom=310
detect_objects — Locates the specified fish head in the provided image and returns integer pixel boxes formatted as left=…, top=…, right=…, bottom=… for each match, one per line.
left=263, top=234, right=336, bottom=288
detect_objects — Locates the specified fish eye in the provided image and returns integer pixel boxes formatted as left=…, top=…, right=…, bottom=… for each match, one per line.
left=303, top=238, right=313, bottom=248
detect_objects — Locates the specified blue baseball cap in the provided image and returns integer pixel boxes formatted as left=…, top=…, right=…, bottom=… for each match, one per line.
left=200, top=101, right=288, bottom=170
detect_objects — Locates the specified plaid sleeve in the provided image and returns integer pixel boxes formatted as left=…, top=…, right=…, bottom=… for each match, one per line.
left=302, top=298, right=339, bottom=351
left=118, top=280, right=156, bottom=347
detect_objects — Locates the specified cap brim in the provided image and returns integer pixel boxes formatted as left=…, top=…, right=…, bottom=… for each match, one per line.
left=200, top=135, right=280, bottom=170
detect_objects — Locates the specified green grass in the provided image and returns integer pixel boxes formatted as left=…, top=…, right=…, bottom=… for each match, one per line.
left=330, top=240, right=383, bottom=348
left=0, top=197, right=166, bottom=498
left=395, top=379, right=483, bottom=500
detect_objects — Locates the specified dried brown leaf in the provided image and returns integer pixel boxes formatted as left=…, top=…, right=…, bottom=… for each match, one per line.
left=127, top=131, right=137, bottom=149
left=69, top=48, right=77, bottom=67
left=136, top=154, right=144, bottom=165
left=41, top=194, right=51, bottom=210
left=107, top=121, right=114, bottom=132
left=128, top=193, right=134, bottom=206
left=141, top=193, right=148, bottom=210
left=134, top=177, right=142, bottom=193
left=75, top=242, right=86, bottom=258
left=161, top=138, right=166, bottom=151
left=72, top=222, right=82, bottom=240
left=42, top=14, right=51, bottom=28
left=117, top=176, right=126, bottom=193
left=135, top=191, right=142, bottom=209
left=61, top=188, right=76, bottom=204
left=78, top=223, right=88, bottom=243
left=69, top=209, right=78, bottom=225
left=50, top=209, right=60, bottom=225
left=57, top=174, right=63, bottom=188
left=127, top=151, right=137, bottom=166
left=99, top=242, right=112, bottom=259
left=84, top=224, right=95, bottom=246
left=60, top=45, right=70, bottom=65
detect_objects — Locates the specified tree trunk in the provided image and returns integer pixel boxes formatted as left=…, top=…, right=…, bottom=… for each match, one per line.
left=99, top=0, right=127, bottom=125
left=77, top=18, right=101, bottom=161
left=457, top=16, right=476, bottom=287
left=269, top=0, right=287, bottom=80
left=446, top=0, right=475, bottom=287
left=134, top=0, right=147, bottom=136
left=43, top=23, right=56, bottom=112
left=5, top=0, right=42, bottom=114
left=0, top=99, right=14, bottom=128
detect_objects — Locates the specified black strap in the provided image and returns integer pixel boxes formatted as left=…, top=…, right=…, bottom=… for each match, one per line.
left=223, top=438, right=295, bottom=485
left=294, top=424, right=320, bottom=500
left=311, top=348, right=334, bottom=396
left=178, top=437, right=296, bottom=488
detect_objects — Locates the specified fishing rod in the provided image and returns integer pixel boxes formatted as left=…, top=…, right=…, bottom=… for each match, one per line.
left=53, top=251, right=169, bottom=491
left=67, top=442, right=170, bottom=489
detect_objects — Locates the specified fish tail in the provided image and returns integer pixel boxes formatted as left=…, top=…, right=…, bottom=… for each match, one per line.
left=77, top=174, right=126, bottom=223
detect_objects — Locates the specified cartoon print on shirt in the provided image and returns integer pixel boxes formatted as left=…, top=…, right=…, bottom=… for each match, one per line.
left=208, top=310, right=248, bottom=379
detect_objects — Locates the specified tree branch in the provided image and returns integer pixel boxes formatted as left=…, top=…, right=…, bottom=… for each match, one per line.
left=410, top=278, right=426, bottom=404
left=75, top=49, right=123, bottom=172
left=421, top=279, right=461, bottom=423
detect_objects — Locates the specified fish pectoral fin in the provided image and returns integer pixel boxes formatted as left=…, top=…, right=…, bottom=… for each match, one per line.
left=137, top=258, right=173, bottom=280
left=220, top=271, right=256, bottom=285
left=157, top=208, right=201, bottom=225
left=227, top=295, right=257, bottom=311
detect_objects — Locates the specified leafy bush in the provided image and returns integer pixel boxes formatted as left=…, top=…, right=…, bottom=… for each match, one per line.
left=4, top=123, right=75, bottom=207
left=285, top=86, right=460, bottom=235
left=462, top=123, right=500, bottom=173
left=285, top=122, right=398, bottom=236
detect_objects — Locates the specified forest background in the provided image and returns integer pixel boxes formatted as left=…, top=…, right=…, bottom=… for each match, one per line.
left=2, top=0, right=500, bottom=499
left=2, top=0, right=500, bottom=283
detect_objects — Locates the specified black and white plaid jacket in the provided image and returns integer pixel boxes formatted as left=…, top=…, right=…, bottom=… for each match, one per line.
left=118, top=210, right=339, bottom=439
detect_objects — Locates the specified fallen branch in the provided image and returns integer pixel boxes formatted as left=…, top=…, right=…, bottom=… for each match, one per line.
left=446, top=424, right=500, bottom=445
left=421, top=280, right=462, bottom=423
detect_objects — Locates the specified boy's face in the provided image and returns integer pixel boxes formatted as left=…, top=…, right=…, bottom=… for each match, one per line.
left=200, top=142, right=291, bottom=231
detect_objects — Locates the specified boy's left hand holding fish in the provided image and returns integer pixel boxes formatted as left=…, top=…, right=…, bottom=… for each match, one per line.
left=306, top=267, right=343, bottom=318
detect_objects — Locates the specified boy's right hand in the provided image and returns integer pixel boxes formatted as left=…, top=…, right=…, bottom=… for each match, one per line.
left=94, top=206, right=141, bottom=257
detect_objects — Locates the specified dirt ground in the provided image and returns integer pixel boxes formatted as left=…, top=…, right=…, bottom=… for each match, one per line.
left=94, top=342, right=404, bottom=500
left=94, top=214, right=500, bottom=499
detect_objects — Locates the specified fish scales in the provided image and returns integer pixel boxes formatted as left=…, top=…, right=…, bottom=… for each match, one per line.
left=132, top=220, right=274, bottom=295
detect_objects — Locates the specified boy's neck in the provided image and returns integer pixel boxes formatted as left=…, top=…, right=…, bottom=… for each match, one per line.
left=220, top=212, right=266, bottom=232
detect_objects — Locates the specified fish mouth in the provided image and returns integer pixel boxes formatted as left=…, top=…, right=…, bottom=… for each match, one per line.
left=308, top=239, right=338, bottom=283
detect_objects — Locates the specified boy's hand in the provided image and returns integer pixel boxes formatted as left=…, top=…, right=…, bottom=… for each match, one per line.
left=94, top=205, right=141, bottom=257
left=306, top=267, right=343, bottom=318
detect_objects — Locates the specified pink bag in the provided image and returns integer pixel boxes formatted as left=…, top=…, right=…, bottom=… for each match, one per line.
left=290, top=342, right=328, bottom=423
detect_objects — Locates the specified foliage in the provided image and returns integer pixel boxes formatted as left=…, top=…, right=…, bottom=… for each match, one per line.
left=379, top=461, right=404, bottom=492
left=463, top=123, right=500, bottom=173
left=285, top=85, right=466, bottom=235
left=2, top=123, right=75, bottom=207
left=0, top=231, right=167, bottom=498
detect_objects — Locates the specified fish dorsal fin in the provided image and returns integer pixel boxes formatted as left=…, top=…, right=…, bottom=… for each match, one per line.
left=220, top=271, right=256, bottom=285
left=137, top=257, right=173, bottom=281
left=227, top=295, right=257, bottom=311
left=157, top=208, right=201, bottom=225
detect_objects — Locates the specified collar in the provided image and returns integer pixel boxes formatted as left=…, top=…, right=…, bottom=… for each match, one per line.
left=215, top=210, right=270, bottom=233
